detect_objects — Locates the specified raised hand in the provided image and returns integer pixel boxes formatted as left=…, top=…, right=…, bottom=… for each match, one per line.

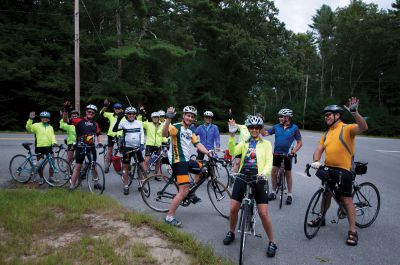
left=104, top=99, right=110, bottom=107
left=166, top=107, right=176, bottom=119
left=29, top=111, right=36, bottom=119
left=344, top=97, right=359, bottom=113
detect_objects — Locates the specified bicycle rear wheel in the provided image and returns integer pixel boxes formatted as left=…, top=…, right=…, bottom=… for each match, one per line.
left=9, top=154, right=33, bottom=183
left=353, top=182, right=380, bottom=228
left=207, top=179, right=231, bottom=219
left=239, top=203, right=250, bottom=265
left=304, top=189, right=325, bottom=239
left=141, top=174, right=178, bottom=212
left=87, top=162, right=105, bottom=194
left=42, top=157, right=71, bottom=187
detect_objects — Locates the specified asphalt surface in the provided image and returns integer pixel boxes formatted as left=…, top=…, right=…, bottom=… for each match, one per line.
left=1, top=131, right=399, bottom=265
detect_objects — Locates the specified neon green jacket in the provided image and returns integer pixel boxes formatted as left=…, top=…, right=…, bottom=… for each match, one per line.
left=142, top=121, right=163, bottom=147
left=228, top=136, right=273, bottom=179
left=237, top=124, right=250, bottom=143
left=100, top=111, right=124, bottom=137
left=26, top=119, right=57, bottom=147
left=59, top=119, right=76, bottom=144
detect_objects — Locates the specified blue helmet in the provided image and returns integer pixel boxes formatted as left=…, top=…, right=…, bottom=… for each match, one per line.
left=113, top=103, right=122, bottom=109
left=40, top=111, right=51, bottom=118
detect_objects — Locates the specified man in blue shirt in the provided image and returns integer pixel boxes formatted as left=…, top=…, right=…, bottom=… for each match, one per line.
left=195, top=111, right=221, bottom=158
left=265, top=108, right=302, bottom=205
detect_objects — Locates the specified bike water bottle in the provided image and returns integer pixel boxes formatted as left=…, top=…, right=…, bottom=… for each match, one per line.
left=150, top=153, right=157, bottom=164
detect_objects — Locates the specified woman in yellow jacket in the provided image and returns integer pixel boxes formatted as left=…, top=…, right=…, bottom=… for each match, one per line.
left=142, top=111, right=163, bottom=174
left=223, top=115, right=278, bottom=258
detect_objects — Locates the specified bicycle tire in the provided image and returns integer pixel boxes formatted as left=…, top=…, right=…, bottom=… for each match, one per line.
left=277, top=169, right=284, bottom=209
left=207, top=179, right=232, bottom=219
left=9, top=154, right=33, bottom=183
left=304, top=188, right=325, bottom=239
left=239, top=202, right=250, bottom=265
left=127, top=164, right=136, bottom=187
left=137, top=164, right=150, bottom=195
left=214, top=162, right=231, bottom=188
left=141, top=174, right=178, bottom=212
left=87, top=162, right=105, bottom=194
left=353, top=182, right=380, bottom=228
left=42, top=157, right=71, bottom=187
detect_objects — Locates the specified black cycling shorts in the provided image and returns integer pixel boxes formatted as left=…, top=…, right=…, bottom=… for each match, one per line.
left=231, top=176, right=269, bottom=204
left=107, top=136, right=117, bottom=147
left=272, top=154, right=292, bottom=171
left=75, top=146, right=97, bottom=164
left=121, top=147, right=144, bottom=164
left=172, top=161, right=201, bottom=185
left=327, top=166, right=353, bottom=197
left=35, top=146, right=53, bottom=155
left=145, top=145, right=161, bottom=157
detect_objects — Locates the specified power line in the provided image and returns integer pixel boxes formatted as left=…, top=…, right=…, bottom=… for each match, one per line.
left=80, top=0, right=106, bottom=51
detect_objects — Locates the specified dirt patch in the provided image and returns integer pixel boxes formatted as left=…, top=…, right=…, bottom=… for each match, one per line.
left=39, top=213, right=194, bottom=265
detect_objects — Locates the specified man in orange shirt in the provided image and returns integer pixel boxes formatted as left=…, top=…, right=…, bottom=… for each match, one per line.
left=309, top=97, right=368, bottom=246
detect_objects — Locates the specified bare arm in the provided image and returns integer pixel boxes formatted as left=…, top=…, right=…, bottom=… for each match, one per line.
left=344, top=97, right=368, bottom=135
left=196, top=142, right=210, bottom=156
left=162, top=107, right=175, bottom=137
left=312, top=144, right=324, bottom=162
left=292, top=139, right=303, bottom=154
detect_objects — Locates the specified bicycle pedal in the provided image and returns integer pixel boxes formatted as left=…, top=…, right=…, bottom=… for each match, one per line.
left=331, top=220, right=337, bottom=224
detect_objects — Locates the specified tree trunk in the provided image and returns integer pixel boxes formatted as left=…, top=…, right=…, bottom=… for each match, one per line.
left=116, top=7, right=122, bottom=76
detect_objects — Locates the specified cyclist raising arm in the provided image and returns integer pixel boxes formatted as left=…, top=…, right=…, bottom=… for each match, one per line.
left=309, top=97, right=368, bottom=246
left=142, top=111, right=163, bottom=175
left=223, top=115, right=277, bottom=258
left=265, top=109, right=303, bottom=205
left=162, top=106, right=210, bottom=227
left=113, top=107, right=145, bottom=195
left=59, top=109, right=79, bottom=165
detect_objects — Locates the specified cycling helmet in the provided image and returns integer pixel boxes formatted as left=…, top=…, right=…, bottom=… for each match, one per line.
left=158, top=110, right=166, bottom=116
left=113, top=103, right=122, bottom=109
left=125, top=106, right=137, bottom=114
left=70, top=110, right=79, bottom=115
left=40, top=111, right=51, bottom=118
left=323, top=105, right=344, bottom=114
left=278, top=108, right=293, bottom=117
left=183, top=106, right=197, bottom=116
left=204, top=111, right=214, bottom=117
left=86, top=104, right=98, bottom=112
left=151, top=111, right=160, bottom=118
left=245, top=115, right=263, bottom=127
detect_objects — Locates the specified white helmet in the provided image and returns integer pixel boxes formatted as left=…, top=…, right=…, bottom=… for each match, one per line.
left=158, top=110, right=166, bottom=116
left=245, top=115, right=263, bottom=127
left=125, top=107, right=137, bottom=114
left=151, top=111, right=160, bottom=118
left=278, top=108, right=293, bottom=117
left=203, top=111, right=214, bottom=117
left=183, top=106, right=197, bottom=116
left=40, top=111, right=51, bottom=118
left=86, top=104, right=98, bottom=112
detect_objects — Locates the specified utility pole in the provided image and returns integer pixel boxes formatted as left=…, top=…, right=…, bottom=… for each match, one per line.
left=74, top=0, right=80, bottom=112
left=302, top=74, right=309, bottom=129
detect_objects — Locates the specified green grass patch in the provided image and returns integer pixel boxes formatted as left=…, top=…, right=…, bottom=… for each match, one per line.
left=0, top=189, right=232, bottom=265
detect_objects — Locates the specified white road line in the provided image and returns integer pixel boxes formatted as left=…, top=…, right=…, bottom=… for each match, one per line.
left=376, top=150, right=400, bottom=153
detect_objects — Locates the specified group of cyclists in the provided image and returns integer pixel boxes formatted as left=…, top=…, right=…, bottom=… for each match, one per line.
left=25, top=96, right=367, bottom=259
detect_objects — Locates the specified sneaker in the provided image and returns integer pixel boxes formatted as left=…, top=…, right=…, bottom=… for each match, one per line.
left=223, top=231, right=235, bottom=245
left=123, top=187, right=129, bottom=195
left=164, top=217, right=182, bottom=227
left=286, top=196, right=292, bottom=205
left=307, top=216, right=326, bottom=227
left=104, top=167, right=109, bottom=174
left=268, top=193, right=276, bottom=201
left=94, top=183, right=103, bottom=190
left=266, top=241, right=277, bottom=257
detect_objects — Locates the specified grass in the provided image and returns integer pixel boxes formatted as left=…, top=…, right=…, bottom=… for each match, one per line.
left=0, top=189, right=232, bottom=265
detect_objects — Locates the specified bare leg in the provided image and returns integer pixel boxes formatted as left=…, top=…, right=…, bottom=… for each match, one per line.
left=257, top=204, right=275, bottom=242
left=167, top=184, right=189, bottom=217
left=229, top=200, right=241, bottom=232
left=286, top=170, right=292, bottom=193
left=271, top=166, right=279, bottom=192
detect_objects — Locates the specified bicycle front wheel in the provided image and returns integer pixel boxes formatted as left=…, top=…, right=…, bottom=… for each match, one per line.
left=277, top=170, right=284, bottom=209
left=304, top=189, right=325, bottom=239
left=9, top=154, right=33, bottom=183
left=353, top=182, right=380, bottom=228
left=239, top=203, right=250, bottom=265
left=42, top=157, right=71, bottom=187
left=207, top=179, right=231, bottom=219
left=141, top=174, right=178, bottom=212
left=87, top=162, right=105, bottom=194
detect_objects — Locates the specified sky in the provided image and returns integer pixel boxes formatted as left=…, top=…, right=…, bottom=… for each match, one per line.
left=274, top=0, right=394, bottom=33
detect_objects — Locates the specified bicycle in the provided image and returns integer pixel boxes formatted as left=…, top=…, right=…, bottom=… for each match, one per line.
left=123, top=148, right=150, bottom=193
left=9, top=143, right=71, bottom=187
left=275, top=153, right=297, bottom=209
left=100, top=137, right=122, bottom=174
left=304, top=162, right=380, bottom=239
left=146, top=145, right=172, bottom=176
left=71, top=142, right=105, bottom=194
left=140, top=154, right=232, bottom=219
left=230, top=173, right=264, bottom=265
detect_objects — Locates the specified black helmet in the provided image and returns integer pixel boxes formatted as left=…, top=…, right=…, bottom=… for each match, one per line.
left=323, top=105, right=344, bottom=114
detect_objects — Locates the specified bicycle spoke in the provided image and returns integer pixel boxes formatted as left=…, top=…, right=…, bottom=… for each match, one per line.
left=353, top=182, right=380, bottom=228
left=9, top=155, right=33, bottom=183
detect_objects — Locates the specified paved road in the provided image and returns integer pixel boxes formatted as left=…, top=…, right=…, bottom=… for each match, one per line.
left=1, top=132, right=399, bottom=265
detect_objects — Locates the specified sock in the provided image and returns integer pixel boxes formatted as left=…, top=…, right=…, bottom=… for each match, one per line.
left=288, top=193, right=292, bottom=197
left=124, top=185, right=129, bottom=188
left=166, top=215, right=174, bottom=221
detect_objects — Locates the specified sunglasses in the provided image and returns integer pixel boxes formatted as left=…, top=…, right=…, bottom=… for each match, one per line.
left=126, top=113, right=136, bottom=115
left=324, top=113, right=333, bottom=117
left=248, top=126, right=261, bottom=130
left=279, top=115, right=285, bottom=118
left=86, top=110, right=95, bottom=115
